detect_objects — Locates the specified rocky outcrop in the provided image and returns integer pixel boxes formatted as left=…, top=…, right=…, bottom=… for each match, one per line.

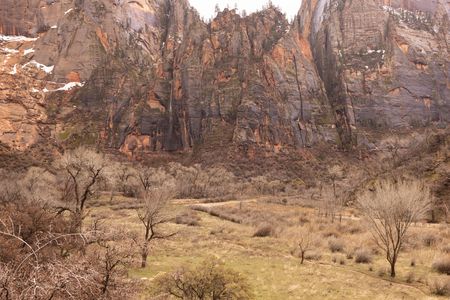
left=0, top=0, right=448, bottom=156
left=300, top=0, right=449, bottom=148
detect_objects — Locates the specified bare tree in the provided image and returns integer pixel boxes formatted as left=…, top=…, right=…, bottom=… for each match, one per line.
left=357, top=179, right=431, bottom=277
left=296, top=227, right=313, bottom=264
left=135, top=169, right=176, bottom=268
left=328, top=165, right=344, bottom=223
left=55, top=147, right=108, bottom=230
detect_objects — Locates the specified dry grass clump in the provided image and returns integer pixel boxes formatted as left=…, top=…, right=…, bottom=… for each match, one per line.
left=432, top=255, right=450, bottom=275
left=190, top=205, right=243, bottom=224
left=354, top=248, right=373, bottom=264
left=421, top=232, right=440, bottom=247
left=428, top=277, right=450, bottom=296
left=328, top=238, right=345, bottom=253
left=304, top=251, right=322, bottom=261
left=175, top=210, right=201, bottom=226
left=253, top=223, right=276, bottom=237
left=441, top=245, right=450, bottom=253
left=405, top=272, right=416, bottom=283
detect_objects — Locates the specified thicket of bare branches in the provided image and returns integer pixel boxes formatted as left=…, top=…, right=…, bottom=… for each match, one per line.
left=134, top=168, right=177, bottom=268
left=155, top=258, right=253, bottom=299
left=54, top=147, right=108, bottom=230
left=357, top=179, right=431, bottom=277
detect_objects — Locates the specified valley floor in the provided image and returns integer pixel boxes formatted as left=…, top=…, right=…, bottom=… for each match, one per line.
left=89, top=196, right=448, bottom=299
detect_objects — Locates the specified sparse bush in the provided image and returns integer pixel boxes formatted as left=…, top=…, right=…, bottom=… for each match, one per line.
left=428, top=277, right=450, bottom=296
left=410, top=259, right=416, bottom=267
left=441, top=245, right=450, bottom=253
left=357, top=179, right=431, bottom=277
left=354, top=249, right=372, bottom=264
left=339, top=257, right=346, bottom=265
left=422, top=232, right=440, bottom=247
left=328, top=238, right=345, bottom=253
left=253, top=224, right=276, bottom=237
left=322, top=228, right=340, bottom=238
left=155, top=258, right=253, bottom=299
left=175, top=210, right=201, bottom=226
left=304, top=251, right=322, bottom=261
left=432, top=255, right=450, bottom=275
left=405, top=272, right=415, bottom=283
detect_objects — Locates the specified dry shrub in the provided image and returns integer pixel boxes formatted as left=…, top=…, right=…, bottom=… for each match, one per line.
left=432, top=255, right=450, bottom=275
left=155, top=258, right=253, bottom=299
left=441, top=245, right=450, bottom=253
left=321, top=228, right=340, bottom=238
left=428, top=277, right=450, bottom=296
left=175, top=210, right=201, bottom=226
left=304, top=251, right=322, bottom=261
left=405, top=272, right=415, bottom=283
left=421, top=232, right=441, bottom=247
left=253, top=224, right=276, bottom=237
left=328, top=238, right=345, bottom=253
left=354, top=248, right=373, bottom=264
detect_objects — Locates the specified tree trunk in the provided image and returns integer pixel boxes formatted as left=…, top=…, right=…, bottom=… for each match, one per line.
left=301, top=252, right=305, bottom=264
left=390, top=261, right=396, bottom=277
left=141, top=242, right=149, bottom=268
left=141, top=251, right=148, bottom=268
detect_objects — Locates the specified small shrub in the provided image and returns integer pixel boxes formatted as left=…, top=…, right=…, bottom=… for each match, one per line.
left=304, top=251, right=322, bottom=261
left=368, top=266, right=374, bottom=272
left=155, top=258, right=253, bottom=299
left=328, top=238, right=344, bottom=253
left=339, top=257, right=346, bottom=265
left=405, top=272, right=415, bottom=283
left=377, top=269, right=386, bottom=277
left=354, top=249, right=372, bottom=264
left=322, top=229, right=340, bottom=238
left=432, top=256, right=450, bottom=275
left=253, top=224, right=276, bottom=237
left=332, top=256, right=337, bottom=263
left=175, top=211, right=201, bottom=226
left=410, top=259, right=416, bottom=267
left=441, top=245, right=450, bottom=253
left=346, top=251, right=354, bottom=260
left=429, top=277, right=450, bottom=296
left=422, top=232, right=440, bottom=247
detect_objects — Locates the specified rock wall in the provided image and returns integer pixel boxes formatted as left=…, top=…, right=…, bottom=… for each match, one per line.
left=0, top=0, right=448, bottom=156
left=300, top=0, right=449, bottom=148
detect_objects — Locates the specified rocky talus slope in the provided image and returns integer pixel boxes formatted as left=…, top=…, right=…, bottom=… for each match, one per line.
left=0, top=0, right=448, bottom=158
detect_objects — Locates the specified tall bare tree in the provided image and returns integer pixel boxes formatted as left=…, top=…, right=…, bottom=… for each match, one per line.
left=135, top=168, right=176, bottom=268
left=357, top=179, right=431, bottom=277
left=55, top=147, right=108, bottom=230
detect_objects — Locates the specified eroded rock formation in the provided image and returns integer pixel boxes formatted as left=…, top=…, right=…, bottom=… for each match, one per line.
left=0, top=0, right=448, bottom=157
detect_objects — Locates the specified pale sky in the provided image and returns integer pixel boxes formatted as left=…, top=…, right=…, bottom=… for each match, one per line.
left=189, top=0, right=302, bottom=20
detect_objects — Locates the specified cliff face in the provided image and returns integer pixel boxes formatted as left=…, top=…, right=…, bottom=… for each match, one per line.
left=300, top=0, right=449, bottom=148
left=0, top=0, right=448, bottom=158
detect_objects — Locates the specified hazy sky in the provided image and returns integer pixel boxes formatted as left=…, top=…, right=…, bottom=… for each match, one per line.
left=189, top=0, right=302, bottom=20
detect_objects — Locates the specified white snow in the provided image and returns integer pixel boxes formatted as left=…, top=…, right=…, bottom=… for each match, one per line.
left=0, top=35, right=38, bottom=42
left=23, top=48, right=35, bottom=55
left=1, top=47, right=19, bottom=54
left=9, top=64, right=17, bottom=75
left=51, top=25, right=58, bottom=29
left=23, top=60, right=54, bottom=74
left=55, top=82, right=85, bottom=91
left=64, top=8, right=73, bottom=15
left=40, top=82, right=85, bottom=93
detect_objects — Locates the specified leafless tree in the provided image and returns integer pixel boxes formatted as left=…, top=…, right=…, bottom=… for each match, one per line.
left=357, top=179, right=431, bottom=277
left=55, top=147, right=108, bottom=230
left=296, top=227, right=314, bottom=264
left=135, top=169, right=176, bottom=268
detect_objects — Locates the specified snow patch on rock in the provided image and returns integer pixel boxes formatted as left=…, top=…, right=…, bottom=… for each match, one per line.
left=0, top=35, right=38, bottom=42
left=23, top=60, right=54, bottom=74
